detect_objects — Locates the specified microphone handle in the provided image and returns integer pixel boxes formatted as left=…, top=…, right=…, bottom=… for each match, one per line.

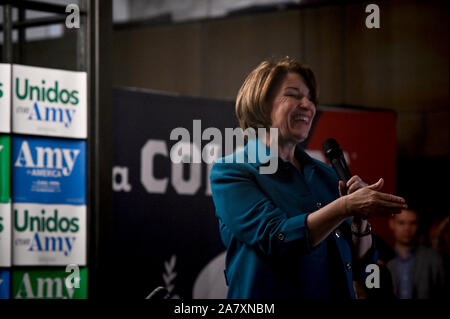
left=331, top=157, right=352, bottom=186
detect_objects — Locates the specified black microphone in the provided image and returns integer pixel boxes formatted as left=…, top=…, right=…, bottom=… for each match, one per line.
left=322, top=138, right=352, bottom=192
left=145, top=286, right=170, bottom=299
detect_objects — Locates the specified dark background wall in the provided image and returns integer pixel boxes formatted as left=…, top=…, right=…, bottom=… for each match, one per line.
left=4, top=0, right=448, bottom=222
left=110, top=0, right=449, bottom=158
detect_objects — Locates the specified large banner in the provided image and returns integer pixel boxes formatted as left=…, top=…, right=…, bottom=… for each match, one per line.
left=0, top=64, right=11, bottom=133
left=12, top=64, right=87, bottom=138
left=112, top=88, right=396, bottom=299
left=113, top=88, right=232, bottom=299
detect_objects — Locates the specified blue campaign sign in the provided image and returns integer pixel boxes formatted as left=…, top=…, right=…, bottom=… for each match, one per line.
left=0, top=269, right=10, bottom=299
left=12, top=136, right=86, bottom=205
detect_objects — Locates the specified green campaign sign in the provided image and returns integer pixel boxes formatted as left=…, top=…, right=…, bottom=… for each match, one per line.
left=0, top=135, right=11, bottom=266
left=0, top=64, right=11, bottom=133
left=12, top=267, right=88, bottom=299
left=0, top=135, right=10, bottom=203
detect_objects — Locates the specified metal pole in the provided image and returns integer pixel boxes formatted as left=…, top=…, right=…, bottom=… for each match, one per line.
left=18, top=2, right=25, bottom=63
left=2, top=4, right=13, bottom=63
left=88, top=0, right=113, bottom=299
left=77, top=0, right=87, bottom=71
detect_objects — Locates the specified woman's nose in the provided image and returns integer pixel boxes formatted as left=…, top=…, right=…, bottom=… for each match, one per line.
left=299, top=97, right=313, bottom=109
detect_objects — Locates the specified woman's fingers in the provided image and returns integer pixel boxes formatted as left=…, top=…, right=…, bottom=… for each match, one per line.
left=347, top=182, right=362, bottom=194
left=345, top=178, right=407, bottom=218
left=346, top=175, right=361, bottom=188
left=348, top=185, right=407, bottom=218
left=360, top=200, right=403, bottom=218
left=346, top=175, right=369, bottom=194
left=367, top=178, right=384, bottom=191
left=364, top=194, right=407, bottom=217
left=375, top=191, right=406, bottom=204
left=376, top=199, right=407, bottom=209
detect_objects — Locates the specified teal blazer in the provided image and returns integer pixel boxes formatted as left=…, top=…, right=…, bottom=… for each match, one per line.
left=210, top=138, right=377, bottom=299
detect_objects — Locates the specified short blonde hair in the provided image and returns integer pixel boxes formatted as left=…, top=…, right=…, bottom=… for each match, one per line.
left=235, top=57, right=317, bottom=134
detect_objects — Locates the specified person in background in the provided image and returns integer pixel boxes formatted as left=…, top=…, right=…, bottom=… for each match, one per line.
left=430, top=216, right=449, bottom=263
left=429, top=216, right=449, bottom=298
left=387, top=208, right=447, bottom=299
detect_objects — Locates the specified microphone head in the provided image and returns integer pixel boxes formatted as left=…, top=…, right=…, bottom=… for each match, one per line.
left=322, top=138, right=343, bottom=160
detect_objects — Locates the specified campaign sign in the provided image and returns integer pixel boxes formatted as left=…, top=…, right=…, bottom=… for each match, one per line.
left=12, top=267, right=88, bottom=299
left=12, top=203, right=86, bottom=266
left=0, top=64, right=11, bottom=133
left=0, top=135, right=10, bottom=203
left=0, top=135, right=11, bottom=267
left=0, top=203, right=11, bottom=267
left=0, top=270, right=10, bottom=299
left=12, top=136, right=86, bottom=205
left=12, top=64, right=87, bottom=138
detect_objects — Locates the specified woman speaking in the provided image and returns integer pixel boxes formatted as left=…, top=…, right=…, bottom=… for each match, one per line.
left=209, top=57, right=407, bottom=299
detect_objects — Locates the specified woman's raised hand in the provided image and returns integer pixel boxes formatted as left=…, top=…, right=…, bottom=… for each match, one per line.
left=341, top=178, right=407, bottom=219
